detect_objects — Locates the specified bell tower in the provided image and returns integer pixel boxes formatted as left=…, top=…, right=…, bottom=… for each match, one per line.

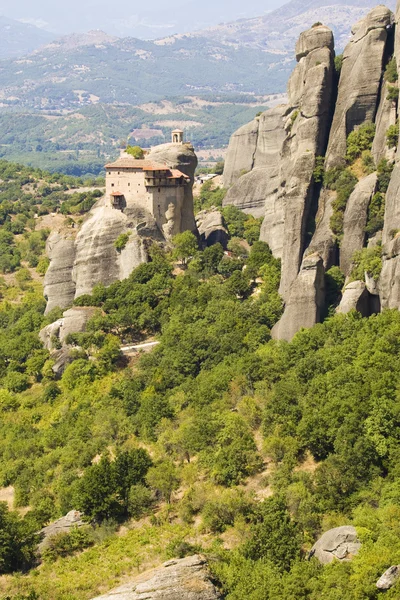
left=172, top=129, right=184, bottom=144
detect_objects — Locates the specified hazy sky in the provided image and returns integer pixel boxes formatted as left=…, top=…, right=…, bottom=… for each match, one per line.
left=0, top=0, right=287, bottom=37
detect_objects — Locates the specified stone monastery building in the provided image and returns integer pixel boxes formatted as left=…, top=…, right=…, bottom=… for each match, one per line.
left=105, top=130, right=190, bottom=235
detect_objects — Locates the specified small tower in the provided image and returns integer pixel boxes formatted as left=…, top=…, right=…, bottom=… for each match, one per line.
left=172, top=129, right=184, bottom=144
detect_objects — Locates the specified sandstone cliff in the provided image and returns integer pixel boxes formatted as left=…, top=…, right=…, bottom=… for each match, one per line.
left=44, top=143, right=197, bottom=313
left=223, top=5, right=400, bottom=340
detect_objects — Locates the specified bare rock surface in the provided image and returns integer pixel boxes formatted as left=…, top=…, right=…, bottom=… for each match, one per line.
left=223, top=119, right=259, bottom=189
left=91, top=555, right=221, bottom=600
left=223, top=106, right=286, bottom=219
left=372, top=81, right=398, bottom=164
left=376, top=565, right=400, bottom=590
left=196, top=210, right=228, bottom=248
left=325, top=6, right=393, bottom=169
left=311, top=526, right=361, bottom=564
left=279, top=26, right=335, bottom=299
left=380, top=236, right=400, bottom=309
left=147, top=142, right=198, bottom=233
left=39, top=511, right=85, bottom=553
left=304, top=188, right=337, bottom=269
left=44, top=232, right=76, bottom=314
left=272, top=253, right=325, bottom=341
left=340, top=173, right=377, bottom=276
left=336, top=280, right=371, bottom=316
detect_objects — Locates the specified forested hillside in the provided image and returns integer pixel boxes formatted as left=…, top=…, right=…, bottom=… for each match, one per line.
left=0, top=159, right=399, bottom=599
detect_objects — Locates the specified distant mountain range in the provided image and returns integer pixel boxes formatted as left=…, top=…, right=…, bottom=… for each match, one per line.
left=0, top=0, right=395, bottom=174
left=0, top=16, right=54, bottom=58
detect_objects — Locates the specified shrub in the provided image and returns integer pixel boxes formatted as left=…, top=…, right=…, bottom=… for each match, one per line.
left=387, top=85, right=399, bottom=103
left=325, top=167, right=358, bottom=237
left=114, top=232, right=130, bottom=252
left=346, top=121, right=376, bottom=163
left=377, top=158, right=394, bottom=193
left=42, top=526, right=94, bottom=562
left=313, top=156, right=325, bottom=183
left=385, top=57, right=398, bottom=83
left=386, top=122, right=399, bottom=148
left=350, top=246, right=382, bottom=281
left=125, top=145, right=144, bottom=159
left=366, top=192, right=385, bottom=237
left=361, top=150, right=375, bottom=174
left=128, top=484, right=153, bottom=519
left=334, top=54, right=343, bottom=74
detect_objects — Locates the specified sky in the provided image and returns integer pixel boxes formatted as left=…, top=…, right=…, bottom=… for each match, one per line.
left=0, top=0, right=288, bottom=37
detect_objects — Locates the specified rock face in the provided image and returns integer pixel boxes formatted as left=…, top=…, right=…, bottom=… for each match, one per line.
left=44, top=143, right=197, bottom=313
left=340, top=173, right=377, bottom=277
left=271, top=253, right=325, bottom=341
left=223, top=106, right=287, bottom=219
left=372, top=81, right=398, bottom=165
left=376, top=565, right=400, bottom=590
left=147, top=142, right=198, bottom=233
left=223, top=119, right=260, bottom=189
left=325, top=6, right=393, bottom=169
left=311, top=526, right=361, bottom=565
left=277, top=25, right=335, bottom=299
left=380, top=235, right=400, bottom=309
left=336, top=280, right=372, bottom=316
left=196, top=210, right=229, bottom=248
left=38, top=511, right=85, bottom=553
left=91, top=555, right=221, bottom=600
left=222, top=5, right=400, bottom=339
left=44, top=232, right=76, bottom=314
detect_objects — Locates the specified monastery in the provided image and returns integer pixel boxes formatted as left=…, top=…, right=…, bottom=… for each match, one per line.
left=105, top=130, right=191, bottom=237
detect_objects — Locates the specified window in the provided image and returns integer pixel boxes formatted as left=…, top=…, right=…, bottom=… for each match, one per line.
left=128, top=183, right=130, bottom=186
left=111, top=183, right=114, bottom=187
left=158, top=188, right=161, bottom=192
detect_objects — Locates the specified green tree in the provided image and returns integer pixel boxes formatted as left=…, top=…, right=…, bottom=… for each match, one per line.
left=172, top=231, right=198, bottom=266
left=125, top=146, right=144, bottom=159
left=146, top=460, right=180, bottom=503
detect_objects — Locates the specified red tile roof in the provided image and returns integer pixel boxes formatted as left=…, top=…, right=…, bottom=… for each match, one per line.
left=105, top=157, right=169, bottom=170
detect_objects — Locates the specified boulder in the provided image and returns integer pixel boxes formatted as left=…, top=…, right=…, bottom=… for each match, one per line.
left=376, top=565, right=400, bottom=590
left=223, top=119, right=259, bottom=188
left=295, top=24, right=334, bottom=61
left=325, top=6, right=393, bottom=169
left=51, top=348, right=75, bottom=378
left=38, top=510, right=85, bottom=553
left=336, top=280, right=371, bottom=316
left=311, top=526, right=361, bottom=565
left=44, top=232, right=76, bottom=314
left=340, top=173, right=377, bottom=277
left=91, top=555, right=222, bottom=600
left=272, top=253, right=325, bottom=341
left=59, top=307, right=98, bottom=343
left=196, top=210, right=229, bottom=248
left=39, top=318, right=64, bottom=351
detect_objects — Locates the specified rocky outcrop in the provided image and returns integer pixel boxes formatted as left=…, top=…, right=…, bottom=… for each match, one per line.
left=379, top=235, right=400, bottom=309
left=91, top=555, right=221, bottom=600
left=311, top=526, right=361, bottom=565
left=223, top=119, right=259, bottom=189
left=147, top=142, right=198, bottom=233
left=196, top=210, right=229, bottom=248
left=223, top=106, right=287, bottom=218
left=44, top=143, right=198, bottom=313
left=38, top=511, right=85, bottom=553
left=372, top=81, right=398, bottom=164
left=40, top=307, right=98, bottom=350
left=336, top=280, right=371, bottom=316
left=278, top=25, right=335, bottom=299
left=271, top=253, right=325, bottom=341
left=44, top=232, right=76, bottom=314
left=304, top=189, right=337, bottom=269
left=73, top=205, right=150, bottom=299
left=325, top=6, right=393, bottom=169
left=376, top=565, right=400, bottom=590
left=340, top=173, right=377, bottom=276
